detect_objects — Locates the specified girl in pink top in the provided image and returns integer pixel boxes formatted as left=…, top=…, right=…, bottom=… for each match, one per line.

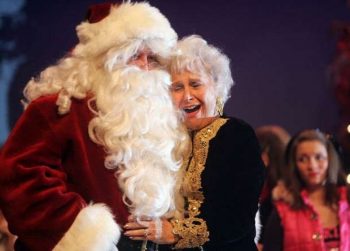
left=264, top=129, right=350, bottom=251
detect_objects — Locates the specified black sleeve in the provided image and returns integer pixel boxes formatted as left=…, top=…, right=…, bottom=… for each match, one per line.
left=258, top=196, right=273, bottom=243
left=201, top=118, right=265, bottom=248
left=262, top=207, right=283, bottom=251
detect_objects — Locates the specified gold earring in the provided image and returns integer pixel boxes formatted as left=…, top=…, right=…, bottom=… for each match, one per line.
left=216, top=97, right=223, bottom=116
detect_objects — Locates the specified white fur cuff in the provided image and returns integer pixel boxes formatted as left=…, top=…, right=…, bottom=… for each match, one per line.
left=53, top=204, right=121, bottom=251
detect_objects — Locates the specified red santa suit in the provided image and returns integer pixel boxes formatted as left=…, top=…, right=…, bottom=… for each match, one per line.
left=0, top=94, right=126, bottom=250
left=0, top=2, right=181, bottom=251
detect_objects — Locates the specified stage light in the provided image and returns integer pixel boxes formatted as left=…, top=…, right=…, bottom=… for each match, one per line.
left=347, top=124, right=350, bottom=134
left=347, top=174, right=350, bottom=184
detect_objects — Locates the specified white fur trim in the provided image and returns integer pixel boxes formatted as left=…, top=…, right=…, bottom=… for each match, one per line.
left=53, top=204, right=121, bottom=251
left=73, top=2, right=177, bottom=58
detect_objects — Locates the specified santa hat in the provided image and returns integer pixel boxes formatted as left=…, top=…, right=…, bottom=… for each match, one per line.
left=73, top=1, right=177, bottom=58
left=85, top=2, right=114, bottom=23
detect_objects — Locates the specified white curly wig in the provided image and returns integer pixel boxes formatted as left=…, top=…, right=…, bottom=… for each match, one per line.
left=168, top=35, right=234, bottom=107
left=21, top=1, right=188, bottom=219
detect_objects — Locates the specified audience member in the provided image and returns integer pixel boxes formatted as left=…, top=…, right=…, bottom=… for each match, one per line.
left=254, top=125, right=290, bottom=249
left=264, top=129, right=350, bottom=251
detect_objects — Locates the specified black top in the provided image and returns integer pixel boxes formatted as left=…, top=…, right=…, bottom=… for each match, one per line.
left=199, top=117, right=265, bottom=250
left=263, top=208, right=283, bottom=251
left=157, top=117, right=264, bottom=251
left=258, top=193, right=274, bottom=243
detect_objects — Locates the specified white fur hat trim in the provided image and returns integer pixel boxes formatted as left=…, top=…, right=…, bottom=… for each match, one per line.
left=73, top=2, right=177, bottom=58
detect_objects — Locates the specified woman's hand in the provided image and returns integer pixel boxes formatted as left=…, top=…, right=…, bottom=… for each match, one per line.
left=124, top=215, right=178, bottom=245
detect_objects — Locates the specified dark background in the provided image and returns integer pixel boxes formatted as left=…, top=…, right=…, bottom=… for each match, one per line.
left=1, top=0, right=350, bottom=165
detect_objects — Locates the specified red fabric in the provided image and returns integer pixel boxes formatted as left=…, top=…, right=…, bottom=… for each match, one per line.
left=259, top=181, right=271, bottom=203
left=86, top=2, right=114, bottom=23
left=275, top=188, right=350, bottom=251
left=275, top=201, right=325, bottom=251
left=0, top=95, right=129, bottom=250
left=323, top=225, right=340, bottom=251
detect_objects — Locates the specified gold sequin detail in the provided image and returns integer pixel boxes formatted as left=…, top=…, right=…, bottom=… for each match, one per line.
left=172, top=118, right=228, bottom=249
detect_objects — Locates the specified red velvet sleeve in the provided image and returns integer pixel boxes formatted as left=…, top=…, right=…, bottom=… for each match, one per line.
left=0, top=99, right=86, bottom=250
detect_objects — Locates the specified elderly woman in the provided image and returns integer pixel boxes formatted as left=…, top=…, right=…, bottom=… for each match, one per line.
left=125, top=35, right=265, bottom=251
left=264, top=129, right=350, bottom=251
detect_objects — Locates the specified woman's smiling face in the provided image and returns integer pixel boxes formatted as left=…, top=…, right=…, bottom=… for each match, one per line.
left=170, top=70, right=216, bottom=130
left=295, top=140, right=329, bottom=190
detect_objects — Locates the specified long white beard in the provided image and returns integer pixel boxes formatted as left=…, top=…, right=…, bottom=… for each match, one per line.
left=89, top=66, right=188, bottom=218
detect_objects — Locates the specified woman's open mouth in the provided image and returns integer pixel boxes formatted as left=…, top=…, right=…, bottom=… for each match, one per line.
left=183, top=104, right=200, bottom=113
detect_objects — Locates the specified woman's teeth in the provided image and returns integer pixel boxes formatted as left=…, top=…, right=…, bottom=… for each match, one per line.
left=183, top=105, right=200, bottom=113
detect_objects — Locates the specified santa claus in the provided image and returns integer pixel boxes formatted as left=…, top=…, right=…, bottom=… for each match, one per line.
left=0, top=2, right=188, bottom=250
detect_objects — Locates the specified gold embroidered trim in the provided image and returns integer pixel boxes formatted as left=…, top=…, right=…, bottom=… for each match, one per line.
left=171, top=216, right=209, bottom=249
left=172, top=118, right=228, bottom=249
